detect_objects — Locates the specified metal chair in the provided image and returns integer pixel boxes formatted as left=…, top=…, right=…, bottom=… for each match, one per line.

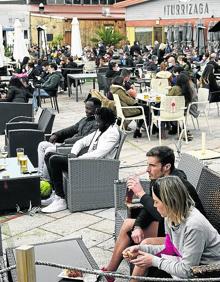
left=113, top=94, right=150, bottom=140
left=150, top=95, right=187, bottom=145
left=186, top=88, right=211, bottom=133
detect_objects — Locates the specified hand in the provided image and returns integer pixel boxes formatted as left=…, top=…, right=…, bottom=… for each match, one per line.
left=127, top=176, right=145, bottom=198
left=131, top=227, right=144, bottom=244
left=130, top=251, right=153, bottom=268
left=122, top=245, right=139, bottom=261
left=49, top=134, right=57, bottom=144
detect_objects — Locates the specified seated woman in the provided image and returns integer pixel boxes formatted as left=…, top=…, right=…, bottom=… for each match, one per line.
left=110, top=76, right=149, bottom=138
left=200, top=64, right=220, bottom=103
left=0, top=77, right=32, bottom=103
left=167, top=72, right=194, bottom=138
left=123, top=175, right=220, bottom=279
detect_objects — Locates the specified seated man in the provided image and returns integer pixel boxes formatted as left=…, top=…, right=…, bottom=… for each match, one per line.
left=38, top=97, right=101, bottom=181
left=41, top=107, right=120, bottom=213
left=101, top=146, right=205, bottom=279
left=120, top=69, right=137, bottom=98
left=32, top=62, right=63, bottom=111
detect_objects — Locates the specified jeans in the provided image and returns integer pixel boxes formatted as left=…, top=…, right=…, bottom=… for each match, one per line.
left=38, top=141, right=57, bottom=180
left=44, top=152, right=68, bottom=198
left=32, top=89, right=49, bottom=110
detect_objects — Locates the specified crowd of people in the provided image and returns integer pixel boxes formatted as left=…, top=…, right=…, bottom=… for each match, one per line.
left=0, top=40, right=220, bottom=279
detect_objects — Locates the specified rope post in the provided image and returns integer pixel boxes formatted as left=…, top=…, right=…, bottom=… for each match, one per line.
left=15, top=245, right=36, bottom=282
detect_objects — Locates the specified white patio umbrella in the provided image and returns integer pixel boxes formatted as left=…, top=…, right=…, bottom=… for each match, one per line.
left=13, top=18, right=29, bottom=62
left=71, top=17, right=82, bottom=58
left=0, top=24, right=6, bottom=68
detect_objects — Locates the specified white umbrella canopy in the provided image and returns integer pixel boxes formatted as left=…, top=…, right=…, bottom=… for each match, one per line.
left=0, top=24, right=6, bottom=68
left=71, top=17, right=82, bottom=58
left=13, top=18, right=29, bottom=62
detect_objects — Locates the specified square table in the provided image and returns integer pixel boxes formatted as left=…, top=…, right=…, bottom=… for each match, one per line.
left=0, top=157, right=40, bottom=213
left=6, top=238, right=99, bottom=282
left=67, top=73, right=97, bottom=102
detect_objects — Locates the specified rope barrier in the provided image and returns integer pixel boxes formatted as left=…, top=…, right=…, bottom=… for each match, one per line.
left=34, top=261, right=220, bottom=282
left=1, top=260, right=220, bottom=281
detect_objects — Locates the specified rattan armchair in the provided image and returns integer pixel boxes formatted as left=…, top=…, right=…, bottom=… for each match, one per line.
left=58, top=130, right=126, bottom=212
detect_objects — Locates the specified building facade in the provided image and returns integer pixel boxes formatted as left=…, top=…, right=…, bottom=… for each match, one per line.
left=30, top=2, right=126, bottom=47
left=115, top=0, right=220, bottom=48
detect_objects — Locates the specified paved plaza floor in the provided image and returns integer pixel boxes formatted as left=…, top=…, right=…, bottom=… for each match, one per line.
left=1, top=83, right=220, bottom=278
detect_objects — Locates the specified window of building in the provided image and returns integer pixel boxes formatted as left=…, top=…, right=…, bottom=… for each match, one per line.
left=73, top=0, right=81, bottom=2
left=24, top=30, right=28, bottom=39
left=135, top=27, right=153, bottom=47
left=83, top=0, right=91, bottom=3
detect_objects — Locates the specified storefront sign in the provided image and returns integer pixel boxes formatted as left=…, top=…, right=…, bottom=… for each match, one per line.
left=164, top=2, right=209, bottom=17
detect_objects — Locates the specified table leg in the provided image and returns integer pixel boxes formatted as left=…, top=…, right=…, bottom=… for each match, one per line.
left=67, top=76, right=71, bottom=97
left=93, top=78, right=95, bottom=89
left=38, top=88, right=41, bottom=107
left=75, top=79, right=78, bottom=102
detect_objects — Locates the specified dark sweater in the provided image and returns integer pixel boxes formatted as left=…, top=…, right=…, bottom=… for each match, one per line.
left=53, top=116, right=98, bottom=144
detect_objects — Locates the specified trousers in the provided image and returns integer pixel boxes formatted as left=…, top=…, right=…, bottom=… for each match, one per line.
left=38, top=141, right=57, bottom=180
left=44, top=152, right=68, bottom=198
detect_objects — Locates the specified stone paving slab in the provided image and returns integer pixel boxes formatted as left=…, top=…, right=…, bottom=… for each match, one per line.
left=3, top=228, right=62, bottom=250
left=59, top=227, right=112, bottom=249
left=41, top=213, right=102, bottom=236
left=89, top=219, right=114, bottom=235
left=1, top=214, right=55, bottom=237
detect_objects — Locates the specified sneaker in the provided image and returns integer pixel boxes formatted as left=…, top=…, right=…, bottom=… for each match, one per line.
left=41, top=190, right=55, bottom=206
left=100, top=267, right=115, bottom=282
left=41, top=195, right=67, bottom=213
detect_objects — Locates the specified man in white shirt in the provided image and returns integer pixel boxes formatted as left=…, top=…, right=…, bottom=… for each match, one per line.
left=41, top=107, right=120, bottom=213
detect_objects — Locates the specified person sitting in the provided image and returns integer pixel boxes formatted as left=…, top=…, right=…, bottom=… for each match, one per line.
left=120, top=69, right=137, bottom=98
left=101, top=146, right=205, bottom=279
left=110, top=76, right=149, bottom=138
left=106, top=62, right=120, bottom=79
left=38, top=97, right=101, bottom=183
left=123, top=175, right=220, bottom=279
left=0, top=77, right=32, bottom=103
left=62, top=56, right=78, bottom=90
left=32, top=63, right=63, bottom=111
left=41, top=107, right=120, bottom=213
left=167, top=72, right=193, bottom=136
left=200, top=64, right=220, bottom=103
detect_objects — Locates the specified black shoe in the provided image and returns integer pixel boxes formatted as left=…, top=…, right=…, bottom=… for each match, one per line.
left=133, top=129, right=142, bottom=138
left=168, top=128, right=177, bottom=135
left=152, top=125, right=159, bottom=135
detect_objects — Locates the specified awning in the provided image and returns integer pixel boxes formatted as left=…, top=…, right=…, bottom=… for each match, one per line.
left=209, top=21, right=220, bottom=32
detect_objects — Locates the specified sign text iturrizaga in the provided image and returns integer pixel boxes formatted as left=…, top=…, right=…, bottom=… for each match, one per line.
left=164, top=2, right=209, bottom=16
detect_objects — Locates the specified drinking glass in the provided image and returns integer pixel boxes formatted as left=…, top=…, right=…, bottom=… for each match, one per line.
left=16, top=148, right=24, bottom=161
left=19, top=155, right=28, bottom=173
left=1, top=146, right=8, bottom=165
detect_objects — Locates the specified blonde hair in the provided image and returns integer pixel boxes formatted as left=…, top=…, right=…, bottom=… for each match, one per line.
left=153, top=176, right=194, bottom=225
